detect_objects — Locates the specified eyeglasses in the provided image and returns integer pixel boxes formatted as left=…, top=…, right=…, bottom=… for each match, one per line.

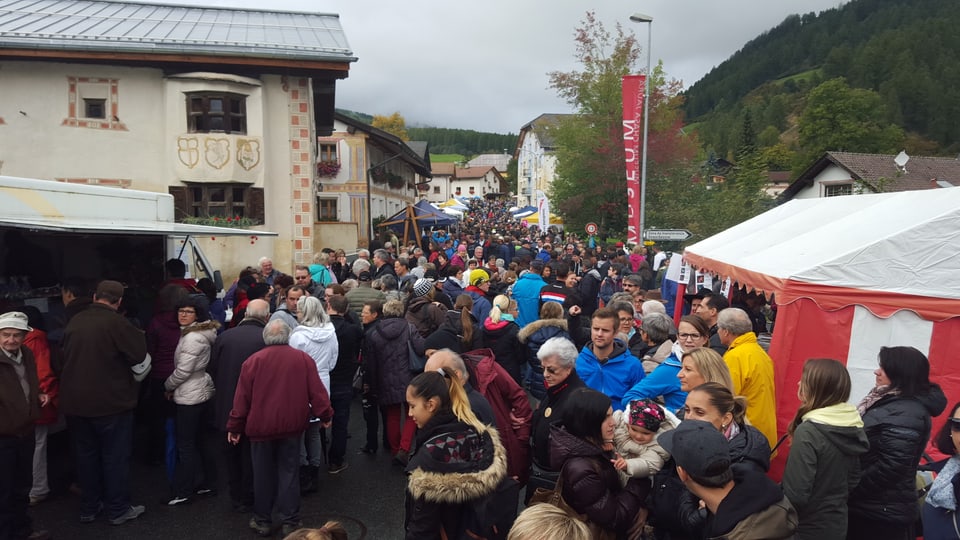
left=178, top=309, right=196, bottom=315
left=618, top=317, right=634, bottom=323
left=678, top=333, right=702, bottom=340
left=950, top=418, right=960, bottom=431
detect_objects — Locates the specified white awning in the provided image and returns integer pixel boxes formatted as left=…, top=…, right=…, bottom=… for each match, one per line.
left=0, top=218, right=276, bottom=237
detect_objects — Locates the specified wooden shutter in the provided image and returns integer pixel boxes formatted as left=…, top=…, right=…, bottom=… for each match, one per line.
left=248, top=187, right=265, bottom=224
left=168, top=186, right=189, bottom=221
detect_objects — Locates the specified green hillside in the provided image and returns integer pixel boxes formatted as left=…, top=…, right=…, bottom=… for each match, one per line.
left=684, top=0, right=960, bottom=163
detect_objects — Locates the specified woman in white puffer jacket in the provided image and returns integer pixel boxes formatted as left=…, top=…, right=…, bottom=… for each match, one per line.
left=164, top=295, right=219, bottom=506
left=289, top=295, right=338, bottom=492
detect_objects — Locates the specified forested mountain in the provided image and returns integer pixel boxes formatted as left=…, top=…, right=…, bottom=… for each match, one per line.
left=335, top=108, right=516, bottom=156
left=684, top=0, right=960, bottom=163
left=406, top=127, right=517, bottom=156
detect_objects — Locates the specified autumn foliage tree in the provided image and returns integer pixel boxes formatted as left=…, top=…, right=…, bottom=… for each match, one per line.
left=548, top=12, right=698, bottom=238
left=372, top=112, right=410, bottom=141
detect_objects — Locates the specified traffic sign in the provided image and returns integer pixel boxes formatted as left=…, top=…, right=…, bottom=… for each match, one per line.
left=644, top=229, right=693, bottom=241
left=585, top=222, right=598, bottom=235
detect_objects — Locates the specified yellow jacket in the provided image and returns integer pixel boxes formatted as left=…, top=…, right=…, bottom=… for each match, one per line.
left=723, top=332, right=777, bottom=448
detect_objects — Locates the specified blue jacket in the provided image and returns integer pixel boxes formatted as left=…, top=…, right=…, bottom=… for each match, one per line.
left=512, top=272, right=546, bottom=328
left=575, top=340, right=644, bottom=411
left=621, top=352, right=686, bottom=412
left=465, top=287, right=492, bottom=323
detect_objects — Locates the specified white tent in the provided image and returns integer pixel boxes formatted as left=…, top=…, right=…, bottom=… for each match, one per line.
left=684, top=188, right=960, bottom=471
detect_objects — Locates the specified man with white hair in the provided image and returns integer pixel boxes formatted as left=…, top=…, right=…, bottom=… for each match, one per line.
left=0, top=311, right=50, bottom=540
left=718, top=308, right=777, bottom=448
left=227, top=319, right=333, bottom=537
left=258, top=257, right=285, bottom=288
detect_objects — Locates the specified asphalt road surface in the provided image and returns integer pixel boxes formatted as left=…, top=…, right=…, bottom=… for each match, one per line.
left=29, top=396, right=409, bottom=540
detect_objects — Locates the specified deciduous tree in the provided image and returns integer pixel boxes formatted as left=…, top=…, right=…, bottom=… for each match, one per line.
left=372, top=112, right=410, bottom=141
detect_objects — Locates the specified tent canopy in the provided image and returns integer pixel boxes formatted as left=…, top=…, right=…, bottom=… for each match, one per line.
left=523, top=213, right=564, bottom=225
left=683, top=188, right=960, bottom=321
left=379, top=200, right=458, bottom=246
left=438, top=198, right=468, bottom=210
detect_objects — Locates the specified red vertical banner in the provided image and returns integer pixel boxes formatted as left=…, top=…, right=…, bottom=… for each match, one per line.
left=622, top=75, right=645, bottom=246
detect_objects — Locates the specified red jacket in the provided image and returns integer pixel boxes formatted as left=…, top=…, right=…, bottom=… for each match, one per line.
left=25, top=330, right=58, bottom=425
left=462, top=348, right=533, bottom=485
left=226, top=344, right=332, bottom=441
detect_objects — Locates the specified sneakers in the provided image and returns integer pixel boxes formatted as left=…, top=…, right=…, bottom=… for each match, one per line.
left=249, top=517, right=272, bottom=537
left=328, top=462, right=349, bottom=474
left=194, top=487, right=217, bottom=497
left=26, top=530, right=51, bottom=540
left=79, top=502, right=104, bottom=524
left=166, top=495, right=190, bottom=506
left=358, top=445, right=377, bottom=455
left=29, top=494, right=47, bottom=506
left=109, top=505, right=145, bottom=525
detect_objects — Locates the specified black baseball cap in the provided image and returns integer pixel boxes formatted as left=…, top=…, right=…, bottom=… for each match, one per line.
left=658, top=420, right=732, bottom=482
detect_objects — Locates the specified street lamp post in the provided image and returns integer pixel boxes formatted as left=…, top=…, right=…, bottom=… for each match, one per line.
left=630, top=12, right=652, bottom=245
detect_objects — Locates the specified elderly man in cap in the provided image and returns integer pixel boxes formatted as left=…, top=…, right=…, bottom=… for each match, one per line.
left=0, top=312, right=50, bottom=540
left=659, top=419, right=797, bottom=539
left=61, top=280, right=148, bottom=526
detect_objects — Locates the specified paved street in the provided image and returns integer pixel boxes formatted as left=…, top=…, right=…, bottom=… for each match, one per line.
left=30, top=397, right=409, bottom=540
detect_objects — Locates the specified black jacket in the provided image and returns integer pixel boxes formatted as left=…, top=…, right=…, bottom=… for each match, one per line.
left=549, top=424, right=647, bottom=538
left=849, top=385, right=946, bottom=525
left=530, top=370, right=586, bottom=468
left=480, top=318, right=523, bottom=386
left=329, top=315, right=362, bottom=388
left=362, top=317, right=425, bottom=405
left=209, top=318, right=266, bottom=430
left=404, top=412, right=507, bottom=540
left=517, top=318, right=570, bottom=374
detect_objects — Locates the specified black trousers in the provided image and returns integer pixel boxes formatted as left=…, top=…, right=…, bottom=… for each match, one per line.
left=250, top=436, right=301, bottom=526
left=223, top=434, right=254, bottom=508
left=0, top=431, right=35, bottom=540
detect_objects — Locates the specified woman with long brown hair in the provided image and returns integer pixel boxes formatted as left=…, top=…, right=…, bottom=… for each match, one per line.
left=782, top=359, right=868, bottom=540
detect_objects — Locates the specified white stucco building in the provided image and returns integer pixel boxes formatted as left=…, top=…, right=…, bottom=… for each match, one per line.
left=514, top=114, right=568, bottom=207
left=0, top=0, right=355, bottom=275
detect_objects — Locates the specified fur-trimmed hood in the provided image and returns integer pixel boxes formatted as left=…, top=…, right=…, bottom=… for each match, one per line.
left=180, top=319, right=220, bottom=336
left=406, top=415, right=507, bottom=504
left=518, top=317, right=568, bottom=343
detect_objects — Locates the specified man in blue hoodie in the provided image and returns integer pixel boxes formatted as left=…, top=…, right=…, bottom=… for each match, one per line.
left=575, top=308, right=644, bottom=411
left=512, top=260, right=546, bottom=328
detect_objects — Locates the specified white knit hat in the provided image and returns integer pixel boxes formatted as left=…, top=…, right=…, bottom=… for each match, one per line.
left=0, top=311, right=32, bottom=332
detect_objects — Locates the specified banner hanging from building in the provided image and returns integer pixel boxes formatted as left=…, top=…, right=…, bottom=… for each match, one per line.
left=622, top=74, right=645, bottom=246
left=536, top=190, right=550, bottom=231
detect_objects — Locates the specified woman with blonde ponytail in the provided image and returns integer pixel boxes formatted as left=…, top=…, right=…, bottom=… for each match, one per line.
left=404, top=370, right=508, bottom=539
left=481, top=295, right=524, bottom=385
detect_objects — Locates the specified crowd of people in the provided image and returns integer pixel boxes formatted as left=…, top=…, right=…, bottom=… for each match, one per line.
left=0, top=196, right=954, bottom=540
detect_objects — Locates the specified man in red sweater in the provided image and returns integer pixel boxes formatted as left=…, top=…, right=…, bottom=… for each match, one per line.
left=227, top=320, right=332, bottom=538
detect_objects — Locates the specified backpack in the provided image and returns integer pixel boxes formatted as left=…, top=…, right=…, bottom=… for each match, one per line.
left=454, top=476, right=520, bottom=540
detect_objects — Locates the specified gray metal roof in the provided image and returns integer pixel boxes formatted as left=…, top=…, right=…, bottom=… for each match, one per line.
left=0, top=0, right=356, bottom=62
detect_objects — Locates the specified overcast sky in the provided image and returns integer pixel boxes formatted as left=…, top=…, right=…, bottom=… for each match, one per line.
left=176, top=0, right=848, bottom=134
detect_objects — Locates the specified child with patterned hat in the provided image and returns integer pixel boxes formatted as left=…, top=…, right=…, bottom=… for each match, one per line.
left=611, top=398, right=678, bottom=486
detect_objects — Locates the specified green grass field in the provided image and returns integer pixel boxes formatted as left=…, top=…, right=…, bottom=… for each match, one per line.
left=430, top=154, right=465, bottom=163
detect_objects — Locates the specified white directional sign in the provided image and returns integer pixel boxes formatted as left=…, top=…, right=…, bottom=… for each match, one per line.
left=644, top=229, right=693, bottom=241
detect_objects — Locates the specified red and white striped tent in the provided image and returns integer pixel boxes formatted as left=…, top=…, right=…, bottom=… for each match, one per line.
left=683, top=188, right=960, bottom=469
